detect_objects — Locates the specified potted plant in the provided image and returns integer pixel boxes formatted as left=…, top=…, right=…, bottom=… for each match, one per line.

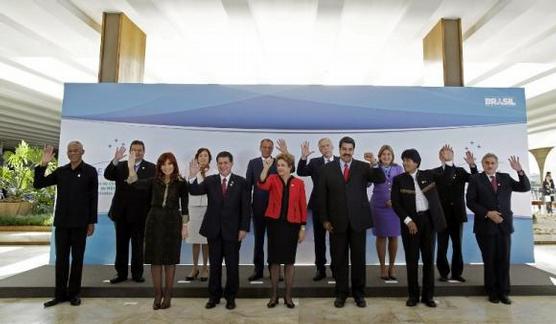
left=0, top=141, right=57, bottom=216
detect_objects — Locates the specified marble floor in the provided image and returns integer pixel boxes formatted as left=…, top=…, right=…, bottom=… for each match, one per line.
left=1, top=245, right=556, bottom=323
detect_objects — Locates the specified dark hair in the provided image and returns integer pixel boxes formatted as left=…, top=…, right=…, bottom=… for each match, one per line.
left=260, top=138, right=273, bottom=146
left=130, top=140, right=145, bottom=150
left=276, top=153, right=295, bottom=169
left=155, top=152, right=180, bottom=180
left=216, top=151, right=233, bottom=163
left=401, top=149, right=421, bottom=167
left=195, top=147, right=212, bottom=164
left=339, top=136, right=355, bottom=149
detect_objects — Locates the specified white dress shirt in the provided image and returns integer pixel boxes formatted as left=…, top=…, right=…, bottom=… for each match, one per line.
left=404, top=170, right=430, bottom=225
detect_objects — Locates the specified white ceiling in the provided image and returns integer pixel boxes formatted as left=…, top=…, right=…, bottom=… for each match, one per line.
left=1, top=0, right=556, bottom=148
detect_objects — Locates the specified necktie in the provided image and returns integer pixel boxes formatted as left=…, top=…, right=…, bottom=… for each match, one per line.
left=490, top=176, right=497, bottom=192
left=222, top=178, right=228, bottom=196
left=343, top=163, right=350, bottom=182
left=134, top=164, right=140, bottom=172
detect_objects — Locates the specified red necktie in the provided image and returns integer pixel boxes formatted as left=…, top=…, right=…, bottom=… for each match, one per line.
left=221, top=178, right=228, bottom=196
left=490, top=176, right=497, bottom=192
left=343, top=163, right=350, bottom=182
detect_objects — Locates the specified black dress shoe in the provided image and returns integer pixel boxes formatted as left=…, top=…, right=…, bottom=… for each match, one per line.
left=225, top=298, right=236, bottom=310
left=422, top=299, right=437, bottom=308
left=354, top=297, right=367, bottom=308
left=406, top=298, right=418, bottom=307
left=70, top=297, right=81, bottom=306
left=313, top=270, right=326, bottom=281
left=451, top=276, right=466, bottom=283
left=438, top=276, right=448, bottom=282
left=499, top=295, right=512, bottom=305
left=132, top=277, right=145, bottom=283
left=334, top=297, right=346, bottom=308
left=110, top=276, right=127, bottom=284
left=248, top=272, right=263, bottom=281
left=44, top=298, right=65, bottom=308
left=488, top=295, right=500, bottom=304
left=267, top=297, right=279, bottom=308
left=205, top=298, right=220, bottom=309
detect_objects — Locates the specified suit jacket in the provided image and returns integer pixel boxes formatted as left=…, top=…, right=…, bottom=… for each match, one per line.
left=318, top=159, right=386, bottom=233
left=246, top=157, right=277, bottom=216
left=431, top=164, right=478, bottom=223
left=257, top=174, right=308, bottom=224
left=391, top=170, right=447, bottom=232
left=466, top=172, right=530, bottom=235
left=189, top=173, right=251, bottom=241
left=104, top=160, right=156, bottom=222
left=297, top=156, right=339, bottom=210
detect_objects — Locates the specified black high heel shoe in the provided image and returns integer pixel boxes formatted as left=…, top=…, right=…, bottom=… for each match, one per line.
left=185, top=269, right=200, bottom=281
left=267, top=297, right=279, bottom=308
left=284, top=297, right=295, bottom=309
left=153, top=296, right=162, bottom=310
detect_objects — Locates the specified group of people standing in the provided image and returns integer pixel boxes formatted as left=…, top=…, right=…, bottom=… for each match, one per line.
left=33, top=136, right=530, bottom=310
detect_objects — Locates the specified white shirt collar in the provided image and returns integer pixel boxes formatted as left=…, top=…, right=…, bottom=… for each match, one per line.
left=340, top=159, right=352, bottom=169
left=220, top=173, right=231, bottom=182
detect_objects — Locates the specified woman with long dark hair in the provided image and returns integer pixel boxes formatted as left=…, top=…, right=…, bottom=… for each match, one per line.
left=127, top=151, right=188, bottom=310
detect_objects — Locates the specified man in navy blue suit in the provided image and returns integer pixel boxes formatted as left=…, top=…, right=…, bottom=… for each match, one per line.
left=189, top=151, right=250, bottom=310
left=296, top=138, right=338, bottom=281
left=466, top=153, right=530, bottom=305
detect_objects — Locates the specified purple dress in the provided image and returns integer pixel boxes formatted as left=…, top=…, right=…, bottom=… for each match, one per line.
left=370, top=164, right=403, bottom=237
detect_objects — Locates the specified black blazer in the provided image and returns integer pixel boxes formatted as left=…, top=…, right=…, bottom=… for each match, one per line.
left=246, top=157, right=277, bottom=216
left=391, top=170, right=447, bottom=232
left=318, top=159, right=385, bottom=233
left=466, top=172, right=530, bottom=236
left=189, top=173, right=251, bottom=241
left=104, top=160, right=156, bottom=222
left=297, top=156, right=339, bottom=210
left=431, top=164, right=478, bottom=223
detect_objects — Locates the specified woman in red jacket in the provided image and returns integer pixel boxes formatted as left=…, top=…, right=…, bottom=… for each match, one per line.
left=258, top=153, right=307, bottom=309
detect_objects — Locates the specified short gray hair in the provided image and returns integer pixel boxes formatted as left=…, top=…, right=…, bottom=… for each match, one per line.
left=481, top=153, right=498, bottom=163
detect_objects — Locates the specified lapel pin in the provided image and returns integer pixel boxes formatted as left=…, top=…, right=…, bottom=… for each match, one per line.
left=77, top=174, right=81, bottom=177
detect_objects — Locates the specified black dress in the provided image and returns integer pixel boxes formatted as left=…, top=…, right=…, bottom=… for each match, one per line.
left=132, top=177, right=188, bottom=265
left=266, top=176, right=302, bottom=265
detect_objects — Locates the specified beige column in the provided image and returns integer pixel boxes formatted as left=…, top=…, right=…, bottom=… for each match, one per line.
left=98, top=12, right=146, bottom=82
left=530, top=147, right=554, bottom=179
left=423, top=18, right=464, bottom=86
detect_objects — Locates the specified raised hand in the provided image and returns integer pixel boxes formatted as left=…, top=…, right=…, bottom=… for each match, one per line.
left=300, top=141, right=315, bottom=160
left=263, top=157, right=274, bottom=169
left=127, top=150, right=136, bottom=172
left=509, top=155, right=523, bottom=172
left=189, top=159, right=200, bottom=178
left=276, top=138, right=289, bottom=154
left=114, top=146, right=126, bottom=161
left=440, top=144, right=454, bottom=162
left=41, top=144, right=55, bottom=166
left=364, top=152, right=377, bottom=165
left=464, top=150, right=476, bottom=166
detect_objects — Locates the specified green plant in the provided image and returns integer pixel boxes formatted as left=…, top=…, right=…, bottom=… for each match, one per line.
left=0, top=213, right=53, bottom=226
left=0, top=141, right=57, bottom=210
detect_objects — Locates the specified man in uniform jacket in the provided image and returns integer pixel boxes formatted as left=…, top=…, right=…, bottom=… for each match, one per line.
left=318, top=136, right=385, bottom=308
left=432, top=145, right=478, bottom=282
left=391, top=149, right=446, bottom=308
left=104, top=140, right=156, bottom=283
left=466, top=153, right=530, bottom=305
left=34, top=141, right=98, bottom=308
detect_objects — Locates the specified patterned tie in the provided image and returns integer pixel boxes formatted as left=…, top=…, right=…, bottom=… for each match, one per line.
left=343, top=163, right=350, bottom=182
left=222, top=178, right=228, bottom=196
left=490, top=176, right=497, bottom=192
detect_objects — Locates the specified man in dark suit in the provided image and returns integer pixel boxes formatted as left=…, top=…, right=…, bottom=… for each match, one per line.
left=466, top=153, right=530, bottom=305
left=297, top=137, right=338, bottom=281
left=104, top=140, right=156, bottom=283
left=432, top=145, right=478, bottom=282
left=318, top=136, right=385, bottom=308
left=245, top=138, right=277, bottom=281
left=391, top=149, right=446, bottom=308
left=189, top=151, right=250, bottom=310
left=34, top=141, right=97, bottom=308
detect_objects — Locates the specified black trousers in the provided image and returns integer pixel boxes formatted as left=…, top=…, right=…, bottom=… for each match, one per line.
left=54, top=226, right=88, bottom=300
left=330, top=226, right=366, bottom=299
left=208, top=237, right=241, bottom=300
left=401, top=211, right=435, bottom=301
left=114, top=218, right=145, bottom=279
left=252, top=210, right=267, bottom=274
left=311, top=209, right=328, bottom=273
left=475, top=231, right=511, bottom=297
left=436, top=221, right=464, bottom=278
